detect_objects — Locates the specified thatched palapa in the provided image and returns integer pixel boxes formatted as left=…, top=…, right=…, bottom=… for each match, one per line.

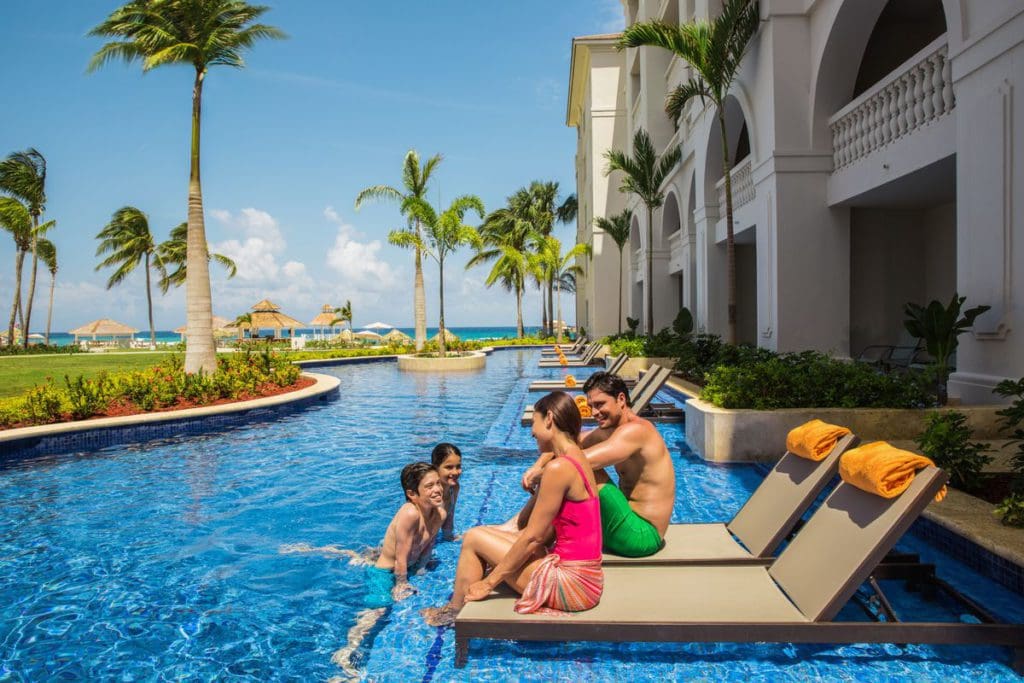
left=69, top=318, right=139, bottom=341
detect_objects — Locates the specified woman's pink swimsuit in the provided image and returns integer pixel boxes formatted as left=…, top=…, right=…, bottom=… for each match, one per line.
left=514, top=455, right=604, bottom=614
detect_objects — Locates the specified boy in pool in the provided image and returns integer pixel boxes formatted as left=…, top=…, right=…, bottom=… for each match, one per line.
left=431, top=443, right=463, bottom=541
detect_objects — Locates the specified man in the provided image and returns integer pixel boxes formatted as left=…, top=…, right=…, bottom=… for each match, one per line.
left=518, top=372, right=676, bottom=557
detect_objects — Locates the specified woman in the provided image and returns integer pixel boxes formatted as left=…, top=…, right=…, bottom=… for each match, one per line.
left=422, top=391, right=603, bottom=626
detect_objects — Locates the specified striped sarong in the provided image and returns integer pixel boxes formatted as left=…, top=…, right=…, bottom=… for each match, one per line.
left=514, top=554, right=603, bottom=615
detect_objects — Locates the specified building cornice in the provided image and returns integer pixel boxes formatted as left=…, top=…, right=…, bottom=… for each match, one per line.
left=567, top=34, right=622, bottom=127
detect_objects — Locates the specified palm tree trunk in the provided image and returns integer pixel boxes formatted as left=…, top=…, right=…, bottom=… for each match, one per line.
left=556, top=276, right=563, bottom=344
left=540, top=283, right=548, bottom=336
left=184, top=69, right=217, bottom=374
left=145, top=252, right=156, bottom=349
left=719, top=108, right=737, bottom=345
left=22, top=223, right=39, bottom=348
left=515, top=284, right=524, bottom=338
left=547, top=278, right=554, bottom=338
left=45, top=269, right=55, bottom=345
left=413, top=220, right=427, bottom=351
left=646, top=205, right=654, bottom=337
left=618, top=246, right=624, bottom=335
left=8, top=249, right=24, bottom=347
left=438, top=253, right=446, bottom=357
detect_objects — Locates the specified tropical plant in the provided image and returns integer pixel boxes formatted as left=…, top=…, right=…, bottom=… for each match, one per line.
left=0, top=198, right=33, bottom=346
left=469, top=188, right=538, bottom=338
left=329, top=300, right=353, bottom=328
left=95, top=207, right=165, bottom=348
left=524, top=182, right=576, bottom=335
left=604, top=129, right=681, bottom=336
left=904, top=294, right=991, bottom=405
left=594, top=208, right=633, bottom=335
left=994, top=378, right=1024, bottom=527
left=626, top=316, right=640, bottom=337
left=89, top=0, right=286, bottom=373
left=232, top=312, right=252, bottom=339
left=535, top=236, right=590, bottom=343
left=355, top=150, right=442, bottom=351
left=155, top=222, right=236, bottom=293
left=915, top=411, right=991, bottom=492
left=673, top=307, right=694, bottom=338
left=398, top=195, right=484, bottom=357
left=619, top=0, right=760, bottom=343
left=35, top=238, right=57, bottom=345
left=0, top=149, right=48, bottom=348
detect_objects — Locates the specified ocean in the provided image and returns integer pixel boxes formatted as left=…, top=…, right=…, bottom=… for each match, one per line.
left=41, top=326, right=547, bottom=346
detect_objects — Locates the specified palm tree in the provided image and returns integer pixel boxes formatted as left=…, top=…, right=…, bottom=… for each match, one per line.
left=523, top=181, right=576, bottom=336
left=398, top=196, right=484, bottom=357
left=618, top=0, right=760, bottom=343
left=594, top=208, right=634, bottom=335
left=89, top=0, right=286, bottom=373
left=329, top=300, right=352, bottom=329
left=232, top=312, right=252, bottom=340
left=537, top=236, right=590, bottom=344
left=468, top=243, right=532, bottom=339
left=0, top=149, right=47, bottom=348
left=155, top=222, right=237, bottom=293
left=95, top=207, right=165, bottom=349
left=0, top=198, right=33, bottom=346
left=36, top=238, right=57, bottom=345
left=604, top=129, right=681, bottom=336
left=355, top=150, right=442, bottom=352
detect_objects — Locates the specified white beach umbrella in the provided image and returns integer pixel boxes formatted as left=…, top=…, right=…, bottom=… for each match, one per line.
left=353, top=330, right=383, bottom=340
left=360, top=321, right=394, bottom=330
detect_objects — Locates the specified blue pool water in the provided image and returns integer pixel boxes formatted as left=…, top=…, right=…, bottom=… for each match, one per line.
left=0, top=349, right=1021, bottom=680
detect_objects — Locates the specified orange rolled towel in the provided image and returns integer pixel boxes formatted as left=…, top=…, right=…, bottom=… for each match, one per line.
left=565, top=375, right=577, bottom=388
left=559, top=357, right=568, bottom=366
left=574, top=395, right=592, bottom=418
left=785, top=419, right=852, bottom=461
left=839, top=441, right=947, bottom=502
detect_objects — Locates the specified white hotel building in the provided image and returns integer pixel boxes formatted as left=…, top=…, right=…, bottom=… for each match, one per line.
left=568, top=0, right=1024, bottom=404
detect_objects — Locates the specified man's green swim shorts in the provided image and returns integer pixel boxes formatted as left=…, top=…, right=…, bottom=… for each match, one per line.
left=598, top=483, right=664, bottom=557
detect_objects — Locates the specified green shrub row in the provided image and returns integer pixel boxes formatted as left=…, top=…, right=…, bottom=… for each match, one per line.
left=0, top=343, right=83, bottom=356
left=0, top=347, right=301, bottom=429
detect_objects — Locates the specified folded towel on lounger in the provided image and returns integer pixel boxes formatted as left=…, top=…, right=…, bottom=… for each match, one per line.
left=565, top=375, right=577, bottom=388
left=785, top=419, right=852, bottom=461
left=839, top=441, right=947, bottom=501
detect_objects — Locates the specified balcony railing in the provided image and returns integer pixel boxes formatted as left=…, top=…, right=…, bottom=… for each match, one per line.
left=716, top=156, right=754, bottom=218
left=829, top=36, right=954, bottom=171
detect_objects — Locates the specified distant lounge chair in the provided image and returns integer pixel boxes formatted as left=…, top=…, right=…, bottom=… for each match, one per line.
left=538, top=342, right=602, bottom=367
left=521, top=365, right=679, bottom=425
left=855, top=331, right=923, bottom=371
left=527, top=354, right=629, bottom=391
left=540, top=340, right=598, bottom=361
left=541, top=337, right=587, bottom=356
left=454, top=466, right=1024, bottom=670
left=603, top=432, right=860, bottom=565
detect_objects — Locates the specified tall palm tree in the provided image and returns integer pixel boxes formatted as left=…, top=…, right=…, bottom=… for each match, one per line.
left=355, top=150, right=442, bottom=352
left=468, top=243, right=532, bottom=339
left=0, top=149, right=47, bottom=347
left=36, top=238, right=57, bottom=345
left=89, top=0, right=286, bottom=372
left=330, top=300, right=352, bottom=329
left=398, top=196, right=484, bottom=357
left=619, top=0, right=760, bottom=343
left=95, top=207, right=165, bottom=349
left=594, top=208, right=634, bottom=335
left=537, top=236, right=590, bottom=344
left=524, top=181, right=576, bottom=336
left=604, top=129, right=681, bottom=336
left=0, top=198, right=33, bottom=346
left=155, top=222, right=237, bottom=293
left=232, top=312, right=252, bottom=340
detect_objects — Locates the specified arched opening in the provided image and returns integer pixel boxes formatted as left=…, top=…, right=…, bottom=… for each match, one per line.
left=662, top=191, right=684, bottom=320
left=853, top=0, right=946, bottom=98
left=629, top=215, right=643, bottom=331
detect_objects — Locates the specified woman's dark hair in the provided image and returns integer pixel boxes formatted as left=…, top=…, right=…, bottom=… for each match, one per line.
left=430, top=442, right=462, bottom=467
left=401, top=462, right=437, bottom=501
left=582, top=371, right=631, bottom=406
left=533, top=391, right=583, bottom=440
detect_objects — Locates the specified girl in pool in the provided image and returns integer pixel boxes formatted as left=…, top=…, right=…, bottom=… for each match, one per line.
left=431, top=443, right=463, bottom=540
left=423, top=391, right=603, bottom=626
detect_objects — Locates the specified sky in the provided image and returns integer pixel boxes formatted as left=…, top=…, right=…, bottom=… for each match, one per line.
left=0, top=1, right=624, bottom=333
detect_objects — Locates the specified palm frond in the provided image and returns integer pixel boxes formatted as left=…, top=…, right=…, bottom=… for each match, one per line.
left=354, top=184, right=402, bottom=209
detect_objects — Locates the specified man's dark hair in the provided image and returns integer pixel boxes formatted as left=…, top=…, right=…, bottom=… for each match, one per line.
left=401, top=462, right=437, bottom=501
left=582, top=371, right=631, bottom=406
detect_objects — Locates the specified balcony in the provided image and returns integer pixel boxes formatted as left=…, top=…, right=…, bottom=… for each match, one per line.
left=716, top=156, right=754, bottom=218
left=632, top=248, right=643, bottom=283
left=829, top=36, right=953, bottom=171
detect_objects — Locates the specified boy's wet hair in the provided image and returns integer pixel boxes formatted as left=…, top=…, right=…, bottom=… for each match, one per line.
left=430, top=442, right=462, bottom=467
left=533, top=391, right=583, bottom=440
left=582, top=371, right=631, bottom=406
left=401, top=462, right=437, bottom=501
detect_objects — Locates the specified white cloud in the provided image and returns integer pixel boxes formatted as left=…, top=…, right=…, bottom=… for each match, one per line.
left=323, top=208, right=398, bottom=293
left=209, top=207, right=303, bottom=283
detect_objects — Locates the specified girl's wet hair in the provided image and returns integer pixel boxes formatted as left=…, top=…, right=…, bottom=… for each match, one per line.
left=533, top=391, right=583, bottom=440
left=401, top=462, right=437, bottom=501
left=430, top=442, right=462, bottom=467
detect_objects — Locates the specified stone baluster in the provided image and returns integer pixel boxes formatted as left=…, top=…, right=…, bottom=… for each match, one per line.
left=895, top=74, right=908, bottom=137
left=851, top=109, right=862, bottom=161
left=833, top=120, right=845, bottom=167
left=941, top=50, right=954, bottom=113
left=887, top=83, right=900, bottom=142
left=878, top=87, right=891, bottom=148
left=912, top=66, right=925, bottom=128
left=929, top=52, right=945, bottom=117
left=872, top=95, right=884, bottom=151
left=921, top=55, right=935, bottom=120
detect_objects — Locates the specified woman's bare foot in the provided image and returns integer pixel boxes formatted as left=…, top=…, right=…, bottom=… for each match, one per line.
left=421, top=605, right=460, bottom=627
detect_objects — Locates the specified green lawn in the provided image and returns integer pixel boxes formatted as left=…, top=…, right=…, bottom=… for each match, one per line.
left=0, top=353, right=174, bottom=399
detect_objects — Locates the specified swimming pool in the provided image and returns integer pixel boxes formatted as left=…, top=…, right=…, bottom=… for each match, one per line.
left=0, top=349, right=1020, bottom=680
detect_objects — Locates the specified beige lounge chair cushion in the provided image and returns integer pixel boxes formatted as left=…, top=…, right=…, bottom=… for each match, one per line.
left=602, top=523, right=755, bottom=564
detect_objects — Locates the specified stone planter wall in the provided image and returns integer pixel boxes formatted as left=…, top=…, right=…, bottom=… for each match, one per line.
left=685, top=398, right=1006, bottom=463
left=617, top=356, right=675, bottom=379
left=396, top=351, right=487, bottom=372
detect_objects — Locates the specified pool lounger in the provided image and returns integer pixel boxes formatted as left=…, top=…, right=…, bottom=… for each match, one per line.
left=538, top=343, right=604, bottom=367
left=454, top=467, right=1024, bottom=671
left=527, top=354, right=629, bottom=391
left=602, top=432, right=860, bottom=565
left=521, top=365, right=677, bottom=426
left=540, top=337, right=588, bottom=356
